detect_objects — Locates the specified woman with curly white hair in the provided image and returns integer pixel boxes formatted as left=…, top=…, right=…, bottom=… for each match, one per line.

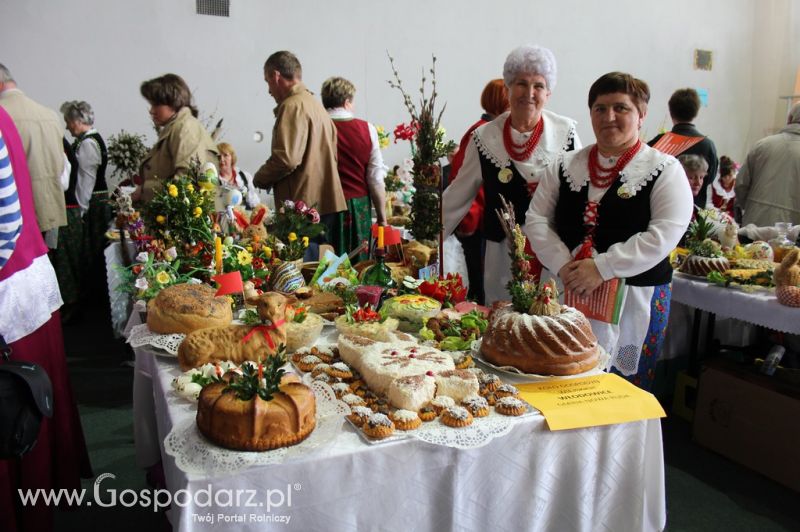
left=443, top=44, right=580, bottom=304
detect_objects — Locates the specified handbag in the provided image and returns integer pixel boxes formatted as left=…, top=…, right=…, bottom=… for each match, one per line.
left=0, top=334, right=53, bottom=458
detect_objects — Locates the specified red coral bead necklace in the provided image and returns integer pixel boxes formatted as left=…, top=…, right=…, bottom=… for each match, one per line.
left=503, top=116, right=544, bottom=161
left=588, top=139, right=642, bottom=188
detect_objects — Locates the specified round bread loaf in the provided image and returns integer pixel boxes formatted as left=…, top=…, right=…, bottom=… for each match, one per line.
left=481, top=302, right=599, bottom=376
left=147, top=283, right=233, bottom=334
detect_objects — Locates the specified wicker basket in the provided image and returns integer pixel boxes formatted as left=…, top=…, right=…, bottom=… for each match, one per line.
left=776, top=285, right=800, bottom=307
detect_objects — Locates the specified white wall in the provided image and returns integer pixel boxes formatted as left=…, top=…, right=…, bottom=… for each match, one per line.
left=1, top=0, right=795, bottom=175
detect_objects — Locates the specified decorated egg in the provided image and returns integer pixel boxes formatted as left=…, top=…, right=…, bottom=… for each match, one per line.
left=744, top=241, right=774, bottom=261
left=270, top=261, right=306, bottom=293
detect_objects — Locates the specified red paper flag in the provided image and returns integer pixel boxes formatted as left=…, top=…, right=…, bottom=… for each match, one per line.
left=384, top=227, right=402, bottom=246
left=212, top=271, right=243, bottom=297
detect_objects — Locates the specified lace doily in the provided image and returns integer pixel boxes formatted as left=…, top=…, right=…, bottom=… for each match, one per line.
left=163, top=381, right=349, bottom=477
left=127, top=323, right=185, bottom=355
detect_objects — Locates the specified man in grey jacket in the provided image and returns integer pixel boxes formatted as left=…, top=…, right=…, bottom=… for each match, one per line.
left=736, top=103, right=800, bottom=227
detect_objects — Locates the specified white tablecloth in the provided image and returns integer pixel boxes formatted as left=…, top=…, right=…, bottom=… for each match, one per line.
left=131, top=321, right=666, bottom=531
left=671, top=272, right=800, bottom=334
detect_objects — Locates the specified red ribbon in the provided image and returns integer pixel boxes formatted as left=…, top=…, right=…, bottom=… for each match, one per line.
left=241, top=319, right=286, bottom=350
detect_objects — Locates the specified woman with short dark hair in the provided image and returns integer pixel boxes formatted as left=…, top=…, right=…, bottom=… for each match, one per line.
left=526, top=72, right=693, bottom=389
left=136, top=73, right=218, bottom=202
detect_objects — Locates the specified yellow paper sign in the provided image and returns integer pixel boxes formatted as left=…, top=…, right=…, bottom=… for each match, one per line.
left=516, top=373, right=666, bottom=431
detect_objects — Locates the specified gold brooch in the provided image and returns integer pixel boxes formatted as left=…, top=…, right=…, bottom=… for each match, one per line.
left=498, top=168, right=513, bottom=183
left=617, top=187, right=632, bottom=199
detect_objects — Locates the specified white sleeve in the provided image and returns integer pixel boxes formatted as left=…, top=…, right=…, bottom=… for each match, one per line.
left=366, top=122, right=387, bottom=188
left=74, top=138, right=101, bottom=214
left=442, top=139, right=482, bottom=236
left=524, top=158, right=574, bottom=274
left=59, top=153, right=71, bottom=191
left=593, top=161, right=694, bottom=280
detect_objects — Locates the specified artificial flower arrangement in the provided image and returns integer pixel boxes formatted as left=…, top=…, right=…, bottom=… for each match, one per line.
left=417, top=272, right=467, bottom=307
left=387, top=52, right=457, bottom=242
left=143, top=160, right=216, bottom=251
left=118, top=251, right=205, bottom=301
left=376, top=125, right=390, bottom=149
left=267, top=199, right=323, bottom=245
left=107, top=130, right=149, bottom=182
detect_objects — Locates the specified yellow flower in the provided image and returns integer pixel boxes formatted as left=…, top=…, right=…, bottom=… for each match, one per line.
left=193, top=207, right=203, bottom=218
left=168, top=184, right=178, bottom=197
left=186, top=184, right=194, bottom=193
left=155, top=271, right=171, bottom=285
left=288, top=232, right=297, bottom=242
left=302, top=236, right=309, bottom=248
left=237, top=249, right=253, bottom=266
left=156, top=215, right=166, bottom=224
left=264, top=247, right=272, bottom=258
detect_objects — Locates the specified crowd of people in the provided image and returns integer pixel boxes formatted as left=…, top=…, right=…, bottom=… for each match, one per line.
left=1, top=44, right=799, bottom=530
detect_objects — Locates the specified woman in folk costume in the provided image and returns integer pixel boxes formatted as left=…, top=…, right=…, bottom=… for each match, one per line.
left=525, top=72, right=693, bottom=389
left=321, top=76, right=388, bottom=262
left=443, top=44, right=580, bottom=305
left=0, top=106, right=91, bottom=532
left=706, top=155, right=737, bottom=218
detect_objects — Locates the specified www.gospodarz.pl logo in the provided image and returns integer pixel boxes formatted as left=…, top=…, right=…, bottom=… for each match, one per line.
left=18, top=472, right=299, bottom=519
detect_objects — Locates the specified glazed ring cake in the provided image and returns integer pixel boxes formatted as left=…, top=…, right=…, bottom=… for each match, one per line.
left=680, top=255, right=730, bottom=276
left=147, top=283, right=233, bottom=334
left=196, top=379, right=316, bottom=451
left=480, top=302, right=599, bottom=376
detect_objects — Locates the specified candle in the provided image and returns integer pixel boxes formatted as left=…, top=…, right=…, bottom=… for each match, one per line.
left=377, top=225, right=384, bottom=248
left=257, top=363, right=264, bottom=385
left=214, top=236, right=223, bottom=274
left=215, top=363, right=222, bottom=377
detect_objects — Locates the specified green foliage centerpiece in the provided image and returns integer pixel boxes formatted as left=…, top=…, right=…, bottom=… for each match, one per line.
left=388, top=53, right=456, bottom=242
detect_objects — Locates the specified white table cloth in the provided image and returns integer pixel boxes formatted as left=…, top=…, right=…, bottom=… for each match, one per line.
left=671, top=272, right=800, bottom=334
left=130, top=318, right=667, bottom=531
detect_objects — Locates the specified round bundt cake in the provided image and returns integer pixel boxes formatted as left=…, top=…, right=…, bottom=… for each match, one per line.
left=480, top=302, right=600, bottom=375
left=196, top=378, right=316, bottom=451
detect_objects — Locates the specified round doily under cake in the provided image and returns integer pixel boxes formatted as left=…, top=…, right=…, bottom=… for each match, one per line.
left=127, top=323, right=185, bottom=355
left=163, top=380, right=349, bottom=477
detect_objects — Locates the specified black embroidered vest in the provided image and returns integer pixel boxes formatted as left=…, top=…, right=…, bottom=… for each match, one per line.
left=480, top=152, right=530, bottom=242
left=62, top=137, right=79, bottom=206
left=72, top=131, right=108, bottom=192
left=553, top=164, right=672, bottom=287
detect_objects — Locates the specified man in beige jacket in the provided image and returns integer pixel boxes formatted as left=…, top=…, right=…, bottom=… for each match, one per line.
left=0, top=63, right=67, bottom=241
left=254, top=51, right=346, bottom=247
